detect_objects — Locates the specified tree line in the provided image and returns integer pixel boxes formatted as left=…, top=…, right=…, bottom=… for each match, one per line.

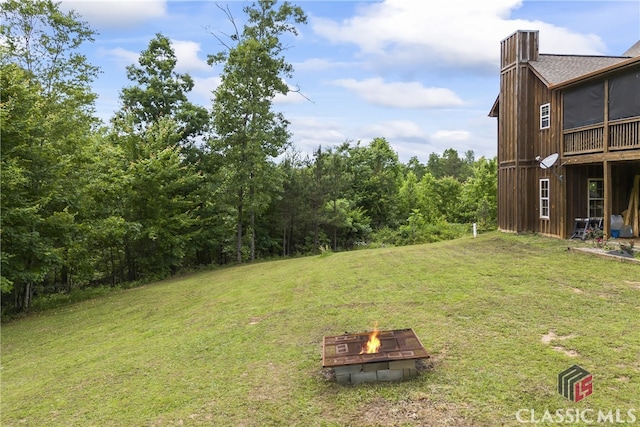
left=0, top=0, right=497, bottom=314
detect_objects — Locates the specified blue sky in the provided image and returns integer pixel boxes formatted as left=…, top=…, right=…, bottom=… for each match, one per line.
left=60, top=0, right=640, bottom=163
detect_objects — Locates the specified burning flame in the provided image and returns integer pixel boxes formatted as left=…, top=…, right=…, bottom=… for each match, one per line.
left=360, top=323, right=381, bottom=354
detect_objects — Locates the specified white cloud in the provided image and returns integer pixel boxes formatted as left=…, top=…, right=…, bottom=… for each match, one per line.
left=288, top=116, right=349, bottom=155
left=431, top=130, right=471, bottom=142
left=312, top=0, right=607, bottom=71
left=274, top=91, right=308, bottom=105
left=60, top=0, right=167, bottom=30
left=293, top=58, right=354, bottom=72
left=291, top=116, right=327, bottom=129
left=286, top=116, right=496, bottom=163
left=190, top=77, right=309, bottom=107
left=101, top=47, right=139, bottom=68
left=331, top=78, right=465, bottom=108
left=171, top=40, right=210, bottom=73
left=93, top=91, right=121, bottom=124
left=102, top=39, right=210, bottom=74
left=364, top=120, right=427, bottom=140
left=190, top=76, right=221, bottom=105
left=535, top=23, right=606, bottom=55
left=273, top=82, right=311, bottom=105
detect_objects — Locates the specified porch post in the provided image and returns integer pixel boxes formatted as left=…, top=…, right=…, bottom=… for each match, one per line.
left=604, top=160, right=612, bottom=238
left=603, top=81, right=611, bottom=239
left=603, top=79, right=609, bottom=154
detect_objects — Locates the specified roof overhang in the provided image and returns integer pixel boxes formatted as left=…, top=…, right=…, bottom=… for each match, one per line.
left=487, top=52, right=640, bottom=118
left=549, top=56, right=640, bottom=90
left=528, top=65, right=551, bottom=88
left=488, top=96, right=499, bottom=117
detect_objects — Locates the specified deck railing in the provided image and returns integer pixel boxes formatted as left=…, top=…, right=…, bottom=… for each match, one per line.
left=563, top=125, right=603, bottom=154
left=609, top=118, right=640, bottom=150
left=563, top=117, right=640, bottom=155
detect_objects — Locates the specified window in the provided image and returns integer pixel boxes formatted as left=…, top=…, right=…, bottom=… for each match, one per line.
left=563, top=82, right=605, bottom=130
left=540, top=179, right=550, bottom=219
left=540, top=103, right=550, bottom=129
left=609, top=71, right=640, bottom=121
left=588, top=179, right=604, bottom=218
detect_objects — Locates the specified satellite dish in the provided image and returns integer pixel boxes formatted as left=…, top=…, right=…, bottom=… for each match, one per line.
left=539, top=153, right=558, bottom=169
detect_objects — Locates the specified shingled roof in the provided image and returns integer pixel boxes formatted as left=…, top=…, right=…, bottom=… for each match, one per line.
left=528, top=54, right=630, bottom=86
left=623, top=40, right=640, bottom=57
left=489, top=35, right=640, bottom=117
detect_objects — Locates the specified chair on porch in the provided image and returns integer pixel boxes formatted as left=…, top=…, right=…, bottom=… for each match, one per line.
left=570, top=217, right=603, bottom=240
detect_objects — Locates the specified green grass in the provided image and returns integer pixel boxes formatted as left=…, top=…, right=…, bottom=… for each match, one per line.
left=2, top=232, right=639, bottom=426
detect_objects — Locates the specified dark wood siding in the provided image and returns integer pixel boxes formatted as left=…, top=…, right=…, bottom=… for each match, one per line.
left=497, top=30, right=555, bottom=234
left=559, top=162, right=640, bottom=237
left=495, top=31, right=639, bottom=238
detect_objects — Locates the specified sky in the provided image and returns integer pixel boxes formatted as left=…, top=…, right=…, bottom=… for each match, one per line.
left=58, top=0, right=640, bottom=163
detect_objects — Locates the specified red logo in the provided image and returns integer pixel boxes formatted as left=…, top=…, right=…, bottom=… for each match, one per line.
left=558, top=365, right=593, bottom=402
left=574, top=374, right=593, bottom=402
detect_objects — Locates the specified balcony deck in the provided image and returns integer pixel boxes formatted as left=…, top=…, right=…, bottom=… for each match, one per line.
left=564, top=117, right=640, bottom=156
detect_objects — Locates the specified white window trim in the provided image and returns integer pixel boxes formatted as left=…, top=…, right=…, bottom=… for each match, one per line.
left=540, top=103, right=550, bottom=129
left=540, top=178, right=550, bottom=219
left=587, top=178, right=604, bottom=218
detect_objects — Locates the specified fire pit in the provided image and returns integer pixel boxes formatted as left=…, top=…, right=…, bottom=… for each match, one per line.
left=322, top=327, right=429, bottom=384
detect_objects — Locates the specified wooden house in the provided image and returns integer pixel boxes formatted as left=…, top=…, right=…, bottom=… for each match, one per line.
left=489, top=30, right=640, bottom=239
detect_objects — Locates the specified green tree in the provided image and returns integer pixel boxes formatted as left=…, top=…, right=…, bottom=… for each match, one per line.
left=1, top=0, right=99, bottom=311
left=415, top=172, right=441, bottom=223
left=127, top=124, right=203, bottom=277
left=273, top=151, right=311, bottom=256
left=404, top=156, right=427, bottom=181
left=461, top=157, right=498, bottom=229
left=106, top=34, right=213, bottom=278
left=321, top=199, right=370, bottom=250
left=107, top=112, right=204, bottom=280
left=307, top=147, right=330, bottom=254
left=0, top=0, right=99, bottom=105
left=344, top=138, right=401, bottom=229
left=398, top=171, right=420, bottom=221
left=426, top=148, right=473, bottom=181
left=308, top=145, right=353, bottom=252
left=208, top=0, right=307, bottom=262
left=433, top=176, right=463, bottom=222
left=115, top=33, right=209, bottom=150
left=398, top=209, right=427, bottom=244
left=1, top=64, right=50, bottom=309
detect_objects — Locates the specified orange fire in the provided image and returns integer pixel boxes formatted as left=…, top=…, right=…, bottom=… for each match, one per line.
left=360, top=323, right=381, bottom=354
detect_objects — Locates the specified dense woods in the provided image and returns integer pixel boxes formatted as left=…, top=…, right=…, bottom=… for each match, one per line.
left=1, top=0, right=497, bottom=315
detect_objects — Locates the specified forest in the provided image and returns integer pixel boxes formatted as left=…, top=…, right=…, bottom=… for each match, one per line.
left=0, top=0, right=497, bottom=314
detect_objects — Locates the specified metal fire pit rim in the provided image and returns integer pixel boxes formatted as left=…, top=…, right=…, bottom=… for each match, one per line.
left=321, top=327, right=429, bottom=368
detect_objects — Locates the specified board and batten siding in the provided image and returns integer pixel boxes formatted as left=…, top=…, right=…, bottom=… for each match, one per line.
left=495, top=30, right=640, bottom=239
left=497, top=30, right=563, bottom=235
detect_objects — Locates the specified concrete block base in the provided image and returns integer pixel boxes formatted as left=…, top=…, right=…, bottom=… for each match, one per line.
left=330, top=359, right=422, bottom=384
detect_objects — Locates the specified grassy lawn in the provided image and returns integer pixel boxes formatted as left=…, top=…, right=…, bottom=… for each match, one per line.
left=2, top=232, right=639, bottom=426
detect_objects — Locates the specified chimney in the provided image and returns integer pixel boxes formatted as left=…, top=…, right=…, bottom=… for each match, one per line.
left=500, top=30, right=539, bottom=69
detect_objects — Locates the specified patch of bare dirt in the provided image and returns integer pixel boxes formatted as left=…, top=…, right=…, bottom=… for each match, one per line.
left=623, top=281, right=640, bottom=290
left=355, top=395, right=477, bottom=427
left=542, top=331, right=579, bottom=357
left=319, top=352, right=488, bottom=426
left=569, top=246, right=640, bottom=264
left=551, top=346, right=579, bottom=357
left=541, top=331, right=576, bottom=345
